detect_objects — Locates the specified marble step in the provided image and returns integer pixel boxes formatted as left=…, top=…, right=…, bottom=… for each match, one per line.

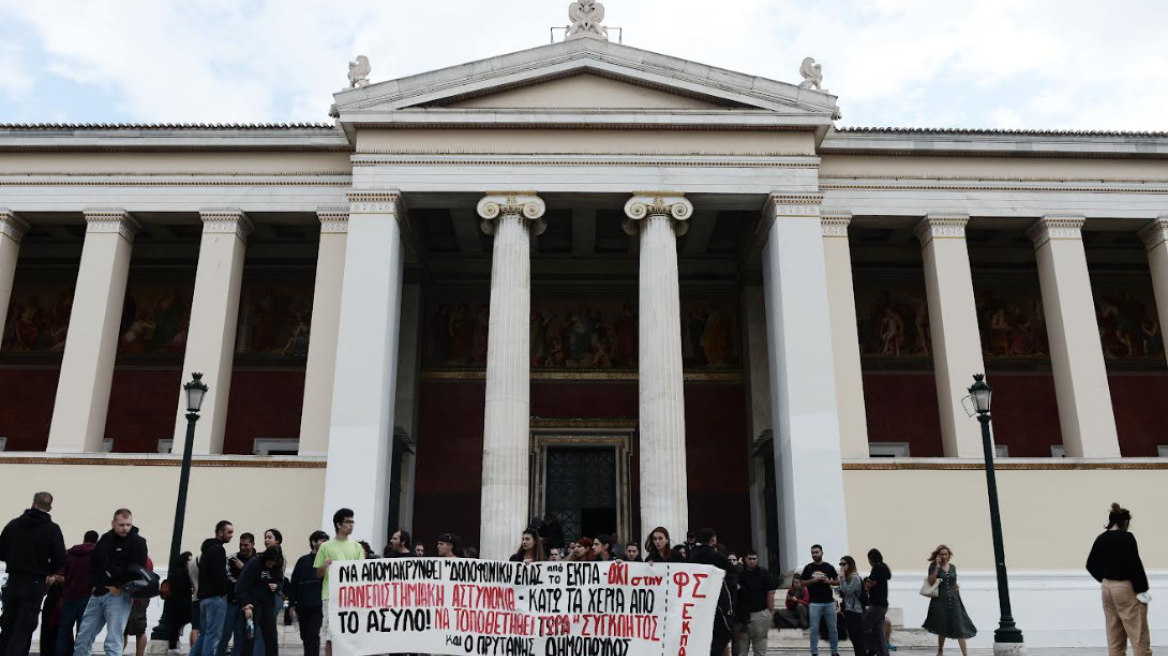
left=767, top=627, right=936, bottom=650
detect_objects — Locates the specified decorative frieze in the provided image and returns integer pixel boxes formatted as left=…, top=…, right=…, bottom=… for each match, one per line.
left=1027, top=215, right=1085, bottom=249
left=316, top=206, right=350, bottom=234
left=0, top=209, right=30, bottom=243
left=477, top=193, right=546, bottom=236
left=83, top=209, right=140, bottom=243
left=820, top=211, right=852, bottom=238
left=915, top=213, right=970, bottom=247
left=347, top=191, right=404, bottom=216
left=1138, top=217, right=1168, bottom=251
left=199, top=209, right=254, bottom=239
left=622, top=192, right=693, bottom=236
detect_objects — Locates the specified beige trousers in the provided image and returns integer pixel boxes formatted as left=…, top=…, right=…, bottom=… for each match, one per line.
left=1101, top=579, right=1151, bottom=656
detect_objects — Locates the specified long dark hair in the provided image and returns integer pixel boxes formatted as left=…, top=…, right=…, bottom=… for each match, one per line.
left=644, top=527, right=671, bottom=561
left=262, top=546, right=284, bottom=577
left=1107, top=502, right=1132, bottom=530
left=839, top=555, right=858, bottom=579
left=513, top=528, right=546, bottom=562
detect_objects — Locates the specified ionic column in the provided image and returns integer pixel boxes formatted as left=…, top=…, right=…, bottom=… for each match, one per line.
left=477, top=193, right=546, bottom=560
left=916, top=214, right=985, bottom=457
left=298, top=207, right=349, bottom=456
left=322, top=192, right=408, bottom=549
left=1028, top=216, right=1120, bottom=457
left=1139, top=217, right=1168, bottom=368
left=0, top=210, right=30, bottom=348
left=47, top=210, right=139, bottom=453
left=821, top=212, right=870, bottom=458
left=171, top=210, right=252, bottom=455
left=759, top=194, right=848, bottom=572
left=623, top=193, right=691, bottom=541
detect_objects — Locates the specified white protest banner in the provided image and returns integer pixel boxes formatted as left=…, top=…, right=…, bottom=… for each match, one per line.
left=327, top=558, right=725, bottom=656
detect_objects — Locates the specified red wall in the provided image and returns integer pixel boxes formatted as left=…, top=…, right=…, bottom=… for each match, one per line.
left=862, top=373, right=944, bottom=456
left=981, top=373, right=1062, bottom=457
left=1109, top=374, right=1168, bottom=456
left=222, top=369, right=306, bottom=454
left=412, top=380, right=752, bottom=553
left=105, top=368, right=185, bottom=452
left=0, top=367, right=59, bottom=451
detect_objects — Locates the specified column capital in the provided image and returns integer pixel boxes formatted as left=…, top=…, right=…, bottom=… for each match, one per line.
left=763, top=193, right=823, bottom=218
left=915, top=213, right=970, bottom=247
left=0, top=209, right=31, bottom=243
left=477, top=192, right=546, bottom=236
left=199, top=208, right=254, bottom=240
left=347, top=190, right=404, bottom=216
left=820, top=210, right=852, bottom=238
left=83, top=209, right=140, bottom=243
left=1138, top=216, right=1168, bottom=251
left=1027, top=214, right=1085, bottom=249
left=316, top=205, right=350, bottom=234
left=622, top=192, right=693, bottom=236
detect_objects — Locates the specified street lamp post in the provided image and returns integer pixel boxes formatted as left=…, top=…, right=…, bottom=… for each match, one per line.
left=151, top=372, right=209, bottom=641
left=967, top=374, right=1026, bottom=655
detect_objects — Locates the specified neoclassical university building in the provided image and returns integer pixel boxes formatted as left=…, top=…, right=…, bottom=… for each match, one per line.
left=1, top=7, right=1166, bottom=647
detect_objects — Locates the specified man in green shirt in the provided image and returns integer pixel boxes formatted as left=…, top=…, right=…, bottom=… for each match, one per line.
left=313, top=508, right=365, bottom=656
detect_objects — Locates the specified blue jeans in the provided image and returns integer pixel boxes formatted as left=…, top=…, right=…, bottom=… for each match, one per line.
left=808, top=602, right=839, bottom=655
left=71, top=592, right=133, bottom=656
left=55, top=597, right=89, bottom=656
left=190, top=597, right=227, bottom=656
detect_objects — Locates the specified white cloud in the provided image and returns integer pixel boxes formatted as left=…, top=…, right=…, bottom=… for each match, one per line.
left=0, top=0, right=1165, bottom=129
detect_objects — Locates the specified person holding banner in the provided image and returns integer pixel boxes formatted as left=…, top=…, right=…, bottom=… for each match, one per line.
left=692, top=528, right=737, bottom=656
left=508, top=529, right=546, bottom=563
left=237, top=546, right=284, bottom=656
left=314, top=509, right=366, bottom=656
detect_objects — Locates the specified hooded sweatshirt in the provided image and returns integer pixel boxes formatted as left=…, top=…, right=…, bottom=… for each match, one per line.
left=62, top=542, right=98, bottom=600
left=198, top=537, right=231, bottom=599
left=0, top=507, right=66, bottom=578
left=89, top=526, right=148, bottom=595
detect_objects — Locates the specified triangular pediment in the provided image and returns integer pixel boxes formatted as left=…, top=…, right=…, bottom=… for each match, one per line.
left=441, top=73, right=735, bottom=110
left=333, top=38, right=840, bottom=132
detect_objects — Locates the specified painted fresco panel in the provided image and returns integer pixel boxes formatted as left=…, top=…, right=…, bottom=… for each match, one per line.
left=422, top=293, right=740, bottom=373
left=118, top=283, right=192, bottom=356
left=2, top=283, right=73, bottom=354
left=235, top=283, right=314, bottom=358
left=854, top=274, right=931, bottom=359
left=974, top=277, right=1050, bottom=360
left=1091, top=276, right=1163, bottom=361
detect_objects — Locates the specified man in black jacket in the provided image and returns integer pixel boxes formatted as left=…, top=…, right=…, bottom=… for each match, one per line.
left=0, top=491, right=66, bottom=656
left=289, top=531, right=328, bottom=656
left=690, top=528, right=736, bottom=656
left=189, top=520, right=233, bottom=656
left=71, top=508, right=148, bottom=656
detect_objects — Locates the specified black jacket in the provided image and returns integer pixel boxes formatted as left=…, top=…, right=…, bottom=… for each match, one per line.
left=288, top=553, right=322, bottom=609
left=0, top=508, right=66, bottom=578
left=691, top=544, right=736, bottom=618
left=197, top=538, right=230, bottom=600
left=235, top=556, right=283, bottom=608
left=89, top=527, right=148, bottom=594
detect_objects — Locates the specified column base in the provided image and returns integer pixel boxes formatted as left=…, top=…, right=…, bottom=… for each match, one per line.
left=993, top=642, right=1027, bottom=656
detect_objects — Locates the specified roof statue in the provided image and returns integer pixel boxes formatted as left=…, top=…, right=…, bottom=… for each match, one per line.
left=799, top=57, right=824, bottom=92
left=567, top=0, right=608, bottom=41
left=348, top=55, right=371, bottom=88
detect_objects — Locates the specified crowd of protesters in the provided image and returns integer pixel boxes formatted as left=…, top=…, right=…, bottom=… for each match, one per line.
left=0, top=496, right=1152, bottom=656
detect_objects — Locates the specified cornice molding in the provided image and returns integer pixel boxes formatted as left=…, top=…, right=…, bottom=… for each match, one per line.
left=820, top=210, right=852, bottom=238
left=1138, top=217, right=1168, bottom=251
left=199, top=208, right=254, bottom=239
left=0, top=209, right=30, bottom=243
left=83, top=209, right=140, bottom=242
left=476, top=192, right=547, bottom=237
left=1027, top=215, right=1085, bottom=249
left=316, top=205, right=350, bottom=234
left=819, top=179, right=1168, bottom=195
left=915, top=213, right=970, bottom=247
left=622, top=192, right=693, bottom=237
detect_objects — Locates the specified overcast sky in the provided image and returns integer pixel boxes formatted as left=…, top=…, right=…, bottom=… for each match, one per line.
left=0, top=0, right=1164, bottom=130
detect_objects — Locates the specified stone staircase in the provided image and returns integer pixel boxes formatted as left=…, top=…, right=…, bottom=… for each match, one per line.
left=767, top=607, right=933, bottom=652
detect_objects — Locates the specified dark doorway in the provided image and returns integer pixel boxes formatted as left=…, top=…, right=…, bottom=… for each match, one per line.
left=544, top=447, right=618, bottom=541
